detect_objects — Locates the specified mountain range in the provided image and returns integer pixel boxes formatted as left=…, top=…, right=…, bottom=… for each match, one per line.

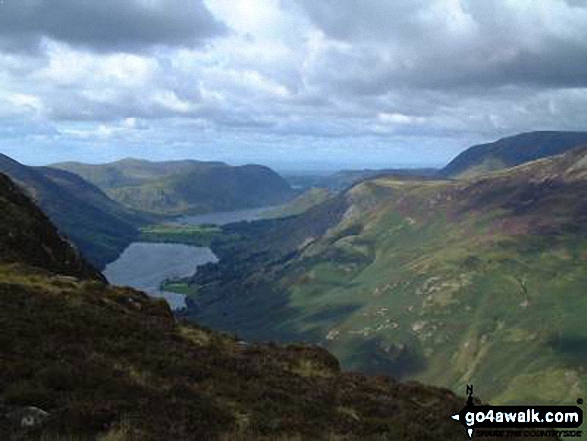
left=283, top=131, right=587, bottom=191
left=285, top=168, right=439, bottom=192
left=0, top=155, right=299, bottom=268
left=0, top=153, right=143, bottom=269
left=53, top=158, right=297, bottom=216
left=441, top=131, right=587, bottom=178
left=2, top=130, right=585, bottom=438
left=181, top=137, right=587, bottom=409
left=0, top=170, right=522, bottom=440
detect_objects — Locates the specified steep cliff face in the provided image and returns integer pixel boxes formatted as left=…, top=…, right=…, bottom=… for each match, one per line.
left=0, top=172, right=103, bottom=281
left=0, top=153, right=142, bottom=269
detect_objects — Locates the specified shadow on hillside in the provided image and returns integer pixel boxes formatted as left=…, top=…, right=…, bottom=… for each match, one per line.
left=339, top=337, right=429, bottom=380
left=549, top=335, right=587, bottom=366
left=182, top=282, right=330, bottom=343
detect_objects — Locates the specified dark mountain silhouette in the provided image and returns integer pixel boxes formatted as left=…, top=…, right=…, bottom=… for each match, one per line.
left=442, top=131, right=587, bottom=177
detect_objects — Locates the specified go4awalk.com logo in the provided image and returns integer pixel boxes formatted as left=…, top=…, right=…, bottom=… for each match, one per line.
left=450, top=385, right=584, bottom=439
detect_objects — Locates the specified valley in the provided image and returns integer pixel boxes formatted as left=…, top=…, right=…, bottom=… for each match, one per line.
left=173, top=142, right=587, bottom=410
left=103, top=204, right=283, bottom=310
left=59, top=134, right=586, bottom=412
left=4, top=2, right=587, bottom=438
left=0, top=155, right=510, bottom=440
left=1, top=131, right=586, bottom=439
left=0, top=155, right=297, bottom=271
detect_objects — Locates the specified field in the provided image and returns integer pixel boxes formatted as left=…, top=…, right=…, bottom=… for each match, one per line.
left=139, top=224, right=222, bottom=247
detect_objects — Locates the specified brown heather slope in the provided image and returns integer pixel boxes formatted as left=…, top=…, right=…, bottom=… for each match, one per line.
left=0, top=173, right=103, bottom=281
left=0, top=172, right=553, bottom=440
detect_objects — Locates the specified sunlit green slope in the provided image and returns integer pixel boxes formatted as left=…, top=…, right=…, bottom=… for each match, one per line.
left=186, top=147, right=587, bottom=406
left=0, top=171, right=516, bottom=441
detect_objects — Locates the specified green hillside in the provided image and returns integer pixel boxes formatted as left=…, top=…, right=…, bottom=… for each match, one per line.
left=53, top=159, right=297, bottom=216
left=52, top=158, right=225, bottom=189
left=285, top=168, right=438, bottom=192
left=0, top=154, right=143, bottom=269
left=0, top=172, right=525, bottom=441
left=261, top=188, right=333, bottom=219
left=442, top=131, right=587, bottom=178
left=183, top=147, right=587, bottom=407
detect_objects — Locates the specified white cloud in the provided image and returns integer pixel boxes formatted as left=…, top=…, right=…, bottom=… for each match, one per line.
left=151, top=91, right=193, bottom=114
left=2, top=0, right=587, bottom=168
left=34, top=43, right=159, bottom=87
left=8, top=94, right=44, bottom=113
left=379, top=113, right=427, bottom=125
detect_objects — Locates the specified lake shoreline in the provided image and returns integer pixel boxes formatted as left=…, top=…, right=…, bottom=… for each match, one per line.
left=103, top=204, right=282, bottom=310
left=103, top=242, right=218, bottom=310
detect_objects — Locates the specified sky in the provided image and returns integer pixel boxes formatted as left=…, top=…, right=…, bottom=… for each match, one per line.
left=1, top=0, right=587, bottom=171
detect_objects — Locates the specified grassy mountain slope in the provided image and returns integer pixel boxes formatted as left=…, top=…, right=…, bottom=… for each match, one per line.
left=0, top=172, right=522, bottom=441
left=261, top=188, right=333, bottom=219
left=53, top=159, right=297, bottom=216
left=184, top=147, right=587, bottom=407
left=0, top=154, right=143, bottom=268
left=321, top=168, right=439, bottom=191
left=52, top=158, right=226, bottom=189
left=442, top=131, right=587, bottom=178
left=285, top=168, right=439, bottom=192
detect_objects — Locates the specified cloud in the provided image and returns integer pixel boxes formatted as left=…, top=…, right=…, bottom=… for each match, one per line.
left=294, top=0, right=587, bottom=91
left=2, top=0, right=587, bottom=169
left=0, top=0, right=227, bottom=53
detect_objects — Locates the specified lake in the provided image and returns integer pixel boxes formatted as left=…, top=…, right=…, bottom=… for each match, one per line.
left=104, top=242, right=218, bottom=310
left=176, top=204, right=283, bottom=226
left=104, top=205, right=282, bottom=310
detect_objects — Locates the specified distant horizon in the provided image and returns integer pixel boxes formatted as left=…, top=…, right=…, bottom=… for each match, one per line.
left=42, top=155, right=445, bottom=170
left=4, top=128, right=585, bottom=174
left=1, top=147, right=450, bottom=173
left=0, top=138, right=460, bottom=172
left=4, top=1, right=587, bottom=175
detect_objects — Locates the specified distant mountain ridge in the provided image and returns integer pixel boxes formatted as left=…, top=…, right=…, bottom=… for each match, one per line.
left=285, top=168, right=439, bottom=192
left=52, top=158, right=227, bottom=189
left=53, top=159, right=297, bottom=216
left=442, top=131, right=587, bottom=177
left=0, top=153, right=143, bottom=268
